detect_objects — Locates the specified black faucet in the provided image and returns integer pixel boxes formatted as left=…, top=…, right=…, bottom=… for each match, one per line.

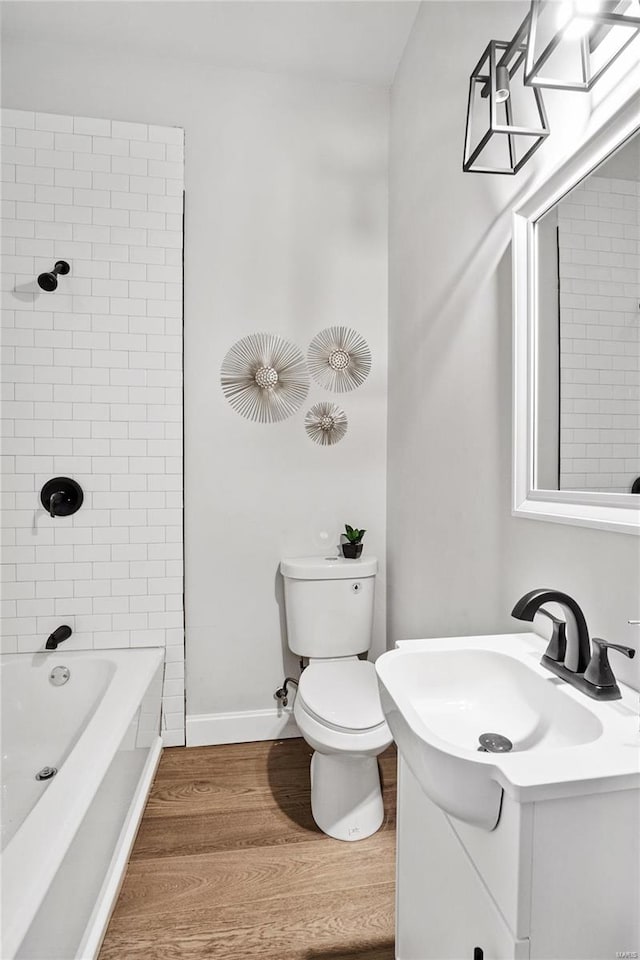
left=512, top=589, right=591, bottom=672
left=45, top=625, right=72, bottom=650
left=511, top=589, right=635, bottom=701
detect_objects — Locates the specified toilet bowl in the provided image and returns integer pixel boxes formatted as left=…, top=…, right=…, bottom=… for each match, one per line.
left=280, top=556, right=393, bottom=842
left=294, top=659, right=392, bottom=841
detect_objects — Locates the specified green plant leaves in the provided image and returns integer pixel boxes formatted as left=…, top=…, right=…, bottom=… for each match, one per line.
left=344, top=524, right=366, bottom=543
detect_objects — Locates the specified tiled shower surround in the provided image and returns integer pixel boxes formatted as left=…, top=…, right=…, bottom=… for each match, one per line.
left=558, top=175, right=640, bottom=494
left=0, top=109, right=185, bottom=745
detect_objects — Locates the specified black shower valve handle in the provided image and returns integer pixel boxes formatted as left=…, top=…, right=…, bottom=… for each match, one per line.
left=48, top=491, right=65, bottom=518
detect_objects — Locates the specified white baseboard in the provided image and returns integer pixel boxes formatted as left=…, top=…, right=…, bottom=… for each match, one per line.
left=186, top=707, right=300, bottom=746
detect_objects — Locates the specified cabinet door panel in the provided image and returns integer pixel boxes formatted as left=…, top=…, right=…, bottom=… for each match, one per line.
left=397, top=758, right=529, bottom=960
left=449, top=792, right=533, bottom=939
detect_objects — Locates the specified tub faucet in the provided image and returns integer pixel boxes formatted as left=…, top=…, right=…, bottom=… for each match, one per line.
left=512, top=589, right=634, bottom=701
left=45, top=625, right=72, bottom=650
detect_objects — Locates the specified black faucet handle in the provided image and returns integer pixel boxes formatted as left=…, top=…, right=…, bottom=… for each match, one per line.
left=584, top=638, right=635, bottom=689
left=49, top=491, right=64, bottom=518
left=537, top=609, right=567, bottom=663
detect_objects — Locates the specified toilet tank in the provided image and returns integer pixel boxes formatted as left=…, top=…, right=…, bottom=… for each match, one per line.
left=280, top=556, right=377, bottom=659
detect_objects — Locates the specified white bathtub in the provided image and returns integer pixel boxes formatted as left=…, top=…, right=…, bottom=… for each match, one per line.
left=1, top=647, right=164, bottom=960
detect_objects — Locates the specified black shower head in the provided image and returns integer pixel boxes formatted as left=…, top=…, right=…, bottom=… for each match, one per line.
left=37, top=260, right=70, bottom=292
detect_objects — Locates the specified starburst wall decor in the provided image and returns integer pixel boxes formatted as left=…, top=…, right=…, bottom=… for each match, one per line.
left=304, top=402, right=348, bottom=446
left=307, top=326, right=371, bottom=393
left=220, top=333, right=309, bottom=423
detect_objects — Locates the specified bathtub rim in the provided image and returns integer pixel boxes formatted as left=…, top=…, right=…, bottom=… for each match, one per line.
left=1, top=646, right=165, bottom=959
left=76, top=732, right=163, bottom=960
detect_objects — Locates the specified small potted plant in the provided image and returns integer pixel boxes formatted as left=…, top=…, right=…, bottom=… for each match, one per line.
left=342, top=524, right=366, bottom=559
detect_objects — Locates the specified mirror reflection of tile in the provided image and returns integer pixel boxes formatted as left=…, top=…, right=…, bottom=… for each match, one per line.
left=546, top=133, right=640, bottom=495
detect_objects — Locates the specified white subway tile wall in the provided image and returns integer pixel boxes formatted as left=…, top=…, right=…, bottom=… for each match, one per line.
left=1, top=109, right=185, bottom=745
left=558, top=175, right=640, bottom=494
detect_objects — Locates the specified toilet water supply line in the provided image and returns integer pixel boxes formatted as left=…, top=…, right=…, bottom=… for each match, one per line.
left=275, top=678, right=298, bottom=708
left=275, top=662, right=306, bottom=707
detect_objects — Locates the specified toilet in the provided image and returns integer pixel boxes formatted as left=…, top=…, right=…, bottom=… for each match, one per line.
left=280, top=555, right=392, bottom=841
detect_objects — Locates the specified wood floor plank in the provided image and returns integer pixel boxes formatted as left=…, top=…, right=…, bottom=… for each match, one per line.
left=133, top=791, right=395, bottom=861
left=108, top=837, right=395, bottom=921
left=99, top=739, right=397, bottom=960
left=100, top=883, right=395, bottom=960
left=142, top=742, right=396, bottom=825
left=131, top=805, right=320, bottom=859
left=153, top=739, right=313, bottom=782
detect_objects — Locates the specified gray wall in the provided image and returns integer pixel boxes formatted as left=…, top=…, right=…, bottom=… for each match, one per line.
left=388, top=1, right=640, bottom=689
left=598, top=133, right=640, bottom=180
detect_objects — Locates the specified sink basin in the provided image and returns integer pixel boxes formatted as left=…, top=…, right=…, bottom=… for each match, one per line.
left=376, top=633, right=640, bottom=830
left=405, top=648, right=603, bottom=752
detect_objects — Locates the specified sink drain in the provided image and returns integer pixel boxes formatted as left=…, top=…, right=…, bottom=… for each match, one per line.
left=35, top=766, right=57, bottom=781
left=477, top=733, right=513, bottom=753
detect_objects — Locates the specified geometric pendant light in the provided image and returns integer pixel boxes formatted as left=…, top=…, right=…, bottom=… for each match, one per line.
left=524, top=0, right=640, bottom=92
left=463, top=23, right=550, bottom=174
left=464, top=0, right=640, bottom=174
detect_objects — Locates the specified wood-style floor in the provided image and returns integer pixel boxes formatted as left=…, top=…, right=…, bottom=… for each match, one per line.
left=99, top=739, right=397, bottom=960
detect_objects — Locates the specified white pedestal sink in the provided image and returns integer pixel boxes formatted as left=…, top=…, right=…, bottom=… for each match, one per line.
left=377, top=633, right=640, bottom=959
left=376, top=633, right=639, bottom=829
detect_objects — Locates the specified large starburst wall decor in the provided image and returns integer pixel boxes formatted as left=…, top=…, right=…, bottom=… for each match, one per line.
left=220, top=333, right=309, bottom=423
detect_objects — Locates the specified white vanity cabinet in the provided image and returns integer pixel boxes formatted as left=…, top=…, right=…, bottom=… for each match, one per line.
left=396, top=757, right=640, bottom=960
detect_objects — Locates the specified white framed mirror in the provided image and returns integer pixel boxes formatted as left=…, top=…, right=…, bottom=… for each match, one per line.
left=513, top=93, right=640, bottom=535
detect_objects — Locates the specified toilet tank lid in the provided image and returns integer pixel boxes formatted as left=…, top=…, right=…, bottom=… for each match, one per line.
left=280, top=556, right=378, bottom=580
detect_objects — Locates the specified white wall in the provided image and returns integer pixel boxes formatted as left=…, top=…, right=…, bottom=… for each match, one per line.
left=2, top=33, right=389, bottom=742
left=388, top=1, right=640, bottom=690
left=0, top=108, right=185, bottom=744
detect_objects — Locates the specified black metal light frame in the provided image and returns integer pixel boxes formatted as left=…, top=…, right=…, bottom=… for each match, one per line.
left=524, top=0, right=640, bottom=92
left=463, top=20, right=551, bottom=175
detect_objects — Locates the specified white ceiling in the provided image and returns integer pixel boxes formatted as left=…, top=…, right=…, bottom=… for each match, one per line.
left=1, top=1, right=420, bottom=87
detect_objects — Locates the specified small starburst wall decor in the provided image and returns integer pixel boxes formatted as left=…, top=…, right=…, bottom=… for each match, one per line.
left=307, top=326, right=372, bottom=393
left=304, top=402, right=348, bottom=446
left=220, top=333, right=309, bottom=423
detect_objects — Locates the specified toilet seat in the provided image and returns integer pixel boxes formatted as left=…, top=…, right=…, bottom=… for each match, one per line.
left=297, top=660, right=386, bottom=733
left=294, top=659, right=392, bottom=759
